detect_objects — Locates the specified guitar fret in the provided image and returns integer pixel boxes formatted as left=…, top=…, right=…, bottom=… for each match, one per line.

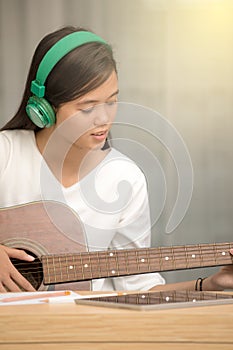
left=113, top=252, right=118, bottom=276
left=124, top=250, right=129, bottom=275
left=105, top=252, right=110, bottom=274
left=184, top=246, right=188, bottom=269
left=72, top=255, right=77, bottom=280
left=59, top=256, right=63, bottom=282
left=138, top=250, right=145, bottom=272
left=94, top=252, right=104, bottom=276
left=158, top=247, right=175, bottom=271
left=135, top=250, right=140, bottom=272
left=65, top=256, right=69, bottom=281
left=201, top=243, right=213, bottom=266
left=115, top=251, right=120, bottom=276
left=96, top=251, right=101, bottom=278
left=79, top=253, right=85, bottom=280
left=45, top=256, right=51, bottom=284
left=79, top=253, right=92, bottom=281
left=183, top=246, right=196, bottom=269
left=130, top=251, right=138, bottom=274
left=113, top=250, right=128, bottom=276
left=65, top=255, right=69, bottom=281
left=89, top=253, right=97, bottom=276
left=159, top=247, right=163, bottom=271
left=52, top=256, right=57, bottom=283
left=215, top=243, right=231, bottom=264
left=66, top=255, right=76, bottom=282
left=126, top=249, right=144, bottom=274
left=171, top=246, right=176, bottom=270
left=81, top=253, right=92, bottom=280
left=105, top=252, right=109, bottom=277
left=107, top=251, right=118, bottom=276
left=145, top=249, right=151, bottom=272
left=141, top=248, right=157, bottom=273
left=126, top=250, right=135, bottom=274
left=212, top=243, right=219, bottom=264
left=203, top=243, right=217, bottom=267
left=112, top=251, right=117, bottom=276
left=89, top=253, right=93, bottom=279
left=41, top=241, right=233, bottom=286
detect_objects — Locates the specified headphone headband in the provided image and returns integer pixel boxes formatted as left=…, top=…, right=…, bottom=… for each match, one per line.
left=30, top=31, right=108, bottom=98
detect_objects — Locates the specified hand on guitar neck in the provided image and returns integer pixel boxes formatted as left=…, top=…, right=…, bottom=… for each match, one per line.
left=0, top=244, right=36, bottom=292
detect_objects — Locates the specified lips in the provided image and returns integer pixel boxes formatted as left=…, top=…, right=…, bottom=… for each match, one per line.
left=91, top=130, right=107, bottom=136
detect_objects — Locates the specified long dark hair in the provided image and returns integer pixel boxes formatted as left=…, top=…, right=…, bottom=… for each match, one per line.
left=1, top=26, right=117, bottom=131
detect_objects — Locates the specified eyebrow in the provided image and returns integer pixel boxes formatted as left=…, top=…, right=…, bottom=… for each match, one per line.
left=78, top=89, right=119, bottom=105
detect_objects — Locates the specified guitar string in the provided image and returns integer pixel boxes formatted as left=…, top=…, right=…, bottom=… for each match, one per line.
left=11, top=244, right=233, bottom=269
left=11, top=243, right=233, bottom=280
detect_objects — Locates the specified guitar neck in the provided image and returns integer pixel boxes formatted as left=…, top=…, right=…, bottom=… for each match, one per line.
left=42, top=242, right=233, bottom=285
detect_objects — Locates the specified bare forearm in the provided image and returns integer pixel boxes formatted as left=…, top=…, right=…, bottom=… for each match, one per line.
left=150, top=280, right=196, bottom=291
left=150, top=276, right=223, bottom=292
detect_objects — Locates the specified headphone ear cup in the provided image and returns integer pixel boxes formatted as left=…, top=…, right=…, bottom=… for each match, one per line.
left=26, top=96, right=56, bottom=128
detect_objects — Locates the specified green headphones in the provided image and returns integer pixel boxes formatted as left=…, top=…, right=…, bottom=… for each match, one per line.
left=26, top=31, right=107, bottom=128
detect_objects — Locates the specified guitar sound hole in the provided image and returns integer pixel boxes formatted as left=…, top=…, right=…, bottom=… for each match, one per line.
left=10, top=249, right=43, bottom=290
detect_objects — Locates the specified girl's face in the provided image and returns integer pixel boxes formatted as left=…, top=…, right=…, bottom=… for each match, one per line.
left=54, top=71, right=118, bottom=150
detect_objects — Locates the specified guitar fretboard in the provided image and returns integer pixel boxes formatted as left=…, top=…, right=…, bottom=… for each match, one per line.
left=42, top=242, right=233, bottom=285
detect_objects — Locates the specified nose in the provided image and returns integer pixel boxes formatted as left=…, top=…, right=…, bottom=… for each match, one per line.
left=93, top=104, right=111, bottom=126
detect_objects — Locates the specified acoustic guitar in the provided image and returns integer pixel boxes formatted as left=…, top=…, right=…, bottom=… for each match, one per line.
left=1, top=201, right=233, bottom=291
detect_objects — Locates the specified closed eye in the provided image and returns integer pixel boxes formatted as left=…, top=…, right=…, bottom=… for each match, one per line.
left=80, top=106, right=95, bottom=114
left=80, top=100, right=117, bottom=114
left=106, top=100, right=117, bottom=106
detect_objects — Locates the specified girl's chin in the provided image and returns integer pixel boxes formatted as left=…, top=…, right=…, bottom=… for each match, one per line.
left=73, top=141, right=107, bottom=151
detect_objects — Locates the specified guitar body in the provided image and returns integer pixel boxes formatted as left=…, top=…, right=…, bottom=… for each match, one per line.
left=0, top=201, right=90, bottom=291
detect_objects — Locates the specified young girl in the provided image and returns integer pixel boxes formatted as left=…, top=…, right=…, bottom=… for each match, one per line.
left=0, top=26, right=232, bottom=293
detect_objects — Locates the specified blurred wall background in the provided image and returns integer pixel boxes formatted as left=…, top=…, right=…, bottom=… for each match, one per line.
left=0, top=0, right=233, bottom=284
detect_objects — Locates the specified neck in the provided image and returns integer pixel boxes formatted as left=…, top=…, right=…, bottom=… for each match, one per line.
left=35, top=129, right=109, bottom=187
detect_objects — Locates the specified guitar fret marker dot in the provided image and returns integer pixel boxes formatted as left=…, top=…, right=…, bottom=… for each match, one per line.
left=192, top=299, right=196, bottom=302
left=84, top=264, right=88, bottom=268
left=141, top=295, right=146, bottom=299
left=191, top=254, right=196, bottom=258
left=141, top=258, right=145, bottom=263
left=112, top=270, right=115, bottom=274
left=165, top=297, right=169, bottom=302
left=165, top=256, right=169, bottom=261
left=69, top=265, right=74, bottom=270
left=222, top=252, right=226, bottom=256
left=109, top=253, right=114, bottom=257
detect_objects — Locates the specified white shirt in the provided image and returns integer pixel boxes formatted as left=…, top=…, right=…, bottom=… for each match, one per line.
left=0, top=129, right=165, bottom=290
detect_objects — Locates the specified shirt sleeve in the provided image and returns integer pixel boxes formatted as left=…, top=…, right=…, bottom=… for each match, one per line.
left=0, top=132, right=11, bottom=177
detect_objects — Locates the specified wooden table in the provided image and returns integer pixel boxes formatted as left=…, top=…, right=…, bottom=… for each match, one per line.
left=1, top=292, right=233, bottom=350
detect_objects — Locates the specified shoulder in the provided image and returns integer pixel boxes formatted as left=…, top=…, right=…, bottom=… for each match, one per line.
left=0, top=129, right=35, bottom=144
left=0, top=130, right=36, bottom=170
left=0, top=129, right=35, bottom=151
